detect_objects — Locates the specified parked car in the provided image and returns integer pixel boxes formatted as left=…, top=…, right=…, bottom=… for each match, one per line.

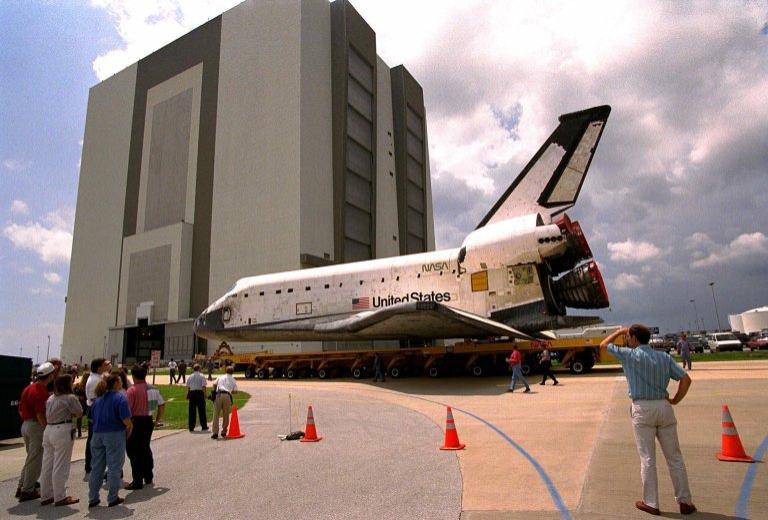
left=707, top=332, right=743, bottom=353
left=733, top=331, right=750, bottom=347
left=747, top=332, right=768, bottom=351
left=687, top=335, right=707, bottom=354
left=650, top=334, right=671, bottom=353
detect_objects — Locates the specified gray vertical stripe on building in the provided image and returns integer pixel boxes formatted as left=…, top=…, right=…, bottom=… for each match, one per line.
left=123, top=16, right=221, bottom=317
left=145, top=89, right=193, bottom=231
left=126, top=245, right=172, bottom=324
left=390, top=65, right=428, bottom=255
left=331, top=0, right=377, bottom=262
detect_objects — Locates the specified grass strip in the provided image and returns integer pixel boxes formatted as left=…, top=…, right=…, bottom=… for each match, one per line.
left=155, top=384, right=250, bottom=430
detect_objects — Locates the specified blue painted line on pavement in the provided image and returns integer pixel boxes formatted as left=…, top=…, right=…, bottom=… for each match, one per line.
left=736, top=432, right=768, bottom=519
left=406, top=394, right=571, bottom=520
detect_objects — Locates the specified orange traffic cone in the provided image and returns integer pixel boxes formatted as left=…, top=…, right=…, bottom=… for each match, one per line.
left=300, top=405, right=322, bottom=442
left=716, top=405, right=754, bottom=462
left=225, top=403, right=245, bottom=439
left=440, top=406, right=465, bottom=450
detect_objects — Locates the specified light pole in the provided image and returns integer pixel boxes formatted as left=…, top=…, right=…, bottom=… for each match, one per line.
left=689, top=299, right=702, bottom=331
left=709, top=282, right=722, bottom=331
left=36, top=345, right=40, bottom=364
left=46, top=335, right=50, bottom=360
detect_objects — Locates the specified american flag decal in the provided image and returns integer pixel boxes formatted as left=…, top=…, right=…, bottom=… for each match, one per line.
left=352, top=297, right=370, bottom=310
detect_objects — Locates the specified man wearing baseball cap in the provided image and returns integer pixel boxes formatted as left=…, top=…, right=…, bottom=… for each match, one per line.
left=16, top=362, right=56, bottom=501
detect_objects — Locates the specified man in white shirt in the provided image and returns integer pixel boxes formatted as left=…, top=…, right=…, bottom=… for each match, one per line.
left=84, top=358, right=110, bottom=474
left=185, top=364, right=208, bottom=432
left=211, top=366, right=238, bottom=439
left=167, top=359, right=178, bottom=384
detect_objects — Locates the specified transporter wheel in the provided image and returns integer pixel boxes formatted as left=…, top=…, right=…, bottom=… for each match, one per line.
left=471, top=365, right=484, bottom=377
left=352, top=367, right=364, bottom=379
left=317, top=368, right=329, bottom=379
left=428, top=366, right=440, bottom=378
left=286, top=368, right=297, bottom=379
left=244, top=366, right=255, bottom=379
left=257, top=368, right=268, bottom=380
left=389, top=366, right=402, bottom=378
left=569, top=360, right=586, bottom=375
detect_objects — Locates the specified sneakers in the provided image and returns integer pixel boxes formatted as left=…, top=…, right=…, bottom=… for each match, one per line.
left=124, top=482, right=143, bottom=490
left=523, top=388, right=531, bottom=393
left=108, top=497, right=124, bottom=507
left=680, top=503, right=697, bottom=515
left=635, top=501, right=660, bottom=515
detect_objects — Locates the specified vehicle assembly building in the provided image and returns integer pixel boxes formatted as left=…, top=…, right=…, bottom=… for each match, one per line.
left=62, top=0, right=435, bottom=365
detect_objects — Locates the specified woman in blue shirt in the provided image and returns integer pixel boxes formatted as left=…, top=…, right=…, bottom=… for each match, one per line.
left=88, top=374, right=133, bottom=508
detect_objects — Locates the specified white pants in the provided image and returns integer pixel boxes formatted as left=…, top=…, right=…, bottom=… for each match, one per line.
left=630, top=400, right=692, bottom=508
left=40, top=423, right=75, bottom=502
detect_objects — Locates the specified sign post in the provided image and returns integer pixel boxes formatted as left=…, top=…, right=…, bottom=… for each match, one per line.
left=151, top=350, right=161, bottom=385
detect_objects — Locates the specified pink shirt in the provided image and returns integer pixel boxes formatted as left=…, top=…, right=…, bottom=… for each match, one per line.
left=126, top=381, right=149, bottom=417
left=508, top=350, right=522, bottom=367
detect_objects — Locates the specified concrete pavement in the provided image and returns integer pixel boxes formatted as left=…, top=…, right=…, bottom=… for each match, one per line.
left=2, top=360, right=766, bottom=519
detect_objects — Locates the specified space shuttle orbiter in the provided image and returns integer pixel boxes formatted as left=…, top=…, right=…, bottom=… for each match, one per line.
left=194, top=105, right=611, bottom=343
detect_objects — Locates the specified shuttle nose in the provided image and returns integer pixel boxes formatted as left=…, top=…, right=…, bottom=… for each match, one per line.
left=193, top=308, right=224, bottom=339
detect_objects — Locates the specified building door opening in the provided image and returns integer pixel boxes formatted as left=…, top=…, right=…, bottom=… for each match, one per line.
left=123, top=321, right=165, bottom=365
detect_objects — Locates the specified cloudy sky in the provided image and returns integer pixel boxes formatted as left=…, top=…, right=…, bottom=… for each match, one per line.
left=2, top=0, right=767, bottom=360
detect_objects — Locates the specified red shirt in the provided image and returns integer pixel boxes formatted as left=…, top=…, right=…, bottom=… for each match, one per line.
left=19, top=382, right=49, bottom=422
left=126, top=381, right=150, bottom=417
left=508, top=350, right=522, bottom=367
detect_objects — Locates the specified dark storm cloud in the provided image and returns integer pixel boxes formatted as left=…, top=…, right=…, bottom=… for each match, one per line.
left=413, top=2, right=768, bottom=332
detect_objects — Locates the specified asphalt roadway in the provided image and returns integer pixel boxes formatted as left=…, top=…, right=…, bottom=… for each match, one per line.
left=1, top=360, right=766, bottom=519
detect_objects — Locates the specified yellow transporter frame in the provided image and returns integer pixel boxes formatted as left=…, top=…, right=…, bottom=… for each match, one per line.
left=209, top=332, right=625, bottom=380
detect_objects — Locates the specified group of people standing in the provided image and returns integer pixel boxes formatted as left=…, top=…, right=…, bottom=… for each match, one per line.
left=184, top=363, right=239, bottom=439
left=16, top=357, right=165, bottom=509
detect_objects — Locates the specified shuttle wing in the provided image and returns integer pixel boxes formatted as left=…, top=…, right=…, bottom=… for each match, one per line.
left=310, top=302, right=534, bottom=340
left=477, top=105, right=611, bottom=227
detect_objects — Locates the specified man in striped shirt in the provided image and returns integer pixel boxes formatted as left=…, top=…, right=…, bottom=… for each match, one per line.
left=601, top=324, right=696, bottom=516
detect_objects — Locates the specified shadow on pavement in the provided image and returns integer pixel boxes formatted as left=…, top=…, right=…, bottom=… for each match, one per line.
left=123, top=485, right=169, bottom=505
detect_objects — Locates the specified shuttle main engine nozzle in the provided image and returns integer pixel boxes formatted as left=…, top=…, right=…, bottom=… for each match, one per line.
left=552, top=260, right=609, bottom=309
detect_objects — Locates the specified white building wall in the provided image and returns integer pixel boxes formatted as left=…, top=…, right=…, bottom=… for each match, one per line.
left=62, top=65, right=138, bottom=364
left=210, top=0, right=305, bottom=299
left=375, top=56, right=401, bottom=258
left=740, top=308, right=768, bottom=334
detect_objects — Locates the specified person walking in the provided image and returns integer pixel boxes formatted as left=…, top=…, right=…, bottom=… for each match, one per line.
left=39, top=374, right=83, bottom=507
left=186, top=364, right=208, bottom=432
left=124, top=365, right=156, bottom=490
left=372, top=352, right=385, bottom=382
left=677, top=333, right=692, bottom=370
left=506, top=344, right=530, bottom=393
left=146, top=381, right=165, bottom=430
left=88, top=374, right=133, bottom=508
left=211, top=366, right=238, bottom=439
left=16, top=362, right=56, bottom=501
left=538, top=345, right=559, bottom=386
left=168, top=359, right=178, bottom=384
left=84, top=358, right=110, bottom=475
left=206, top=357, right=215, bottom=381
left=178, top=359, right=187, bottom=384
left=601, top=325, right=696, bottom=516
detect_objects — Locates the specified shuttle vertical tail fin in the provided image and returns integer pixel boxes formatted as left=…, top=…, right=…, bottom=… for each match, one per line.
left=477, top=105, right=611, bottom=227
